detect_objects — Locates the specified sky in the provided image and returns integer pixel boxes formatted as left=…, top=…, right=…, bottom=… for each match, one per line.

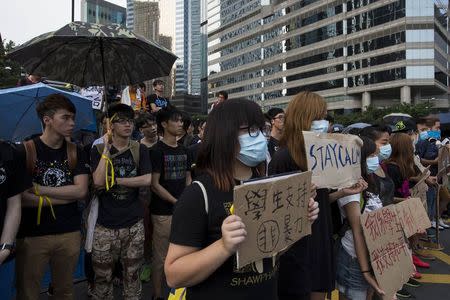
left=0, top=0, right=127, bottom=45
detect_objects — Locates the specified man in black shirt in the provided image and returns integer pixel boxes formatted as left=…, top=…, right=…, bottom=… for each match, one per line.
left=267, top=108, right=285, bottom=159
left=91, top=103, right=152, bottom=299
left=0, top=142, right=31, bottom=298
left=150, top=106, right=191, bottom=300
left=15, top=94, right=89, bottom=300
left=146, top=79, right=171, bottom=113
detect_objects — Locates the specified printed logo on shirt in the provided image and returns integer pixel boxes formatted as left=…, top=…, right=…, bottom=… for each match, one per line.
left=163, top=154, right=187, bottom=180
left=155, top=98, right=168, bottom=108
left=0, top=167, right=6, bottom=185
left=35, top=160, right=73, bottom=187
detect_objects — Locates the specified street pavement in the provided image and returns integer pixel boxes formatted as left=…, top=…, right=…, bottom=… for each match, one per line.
left=39, top=220, right=450, bottom=300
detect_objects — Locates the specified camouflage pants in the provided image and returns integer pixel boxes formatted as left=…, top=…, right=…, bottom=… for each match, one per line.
left=92, top=220, right=144, bottom=300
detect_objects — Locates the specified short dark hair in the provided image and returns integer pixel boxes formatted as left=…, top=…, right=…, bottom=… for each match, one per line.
left=266, top=107, right=284, bottom=119
left=36, top=93, right=76, bottom=127
left=107, top=103, right=134, bottom=121
left=217, top=90, right=228, bottom=100
left=181, top=112, right=192, bottom=132
left=325, top=114, right=335, bottom=123
left=135, top=112, right=156, bottom=129
left=360, top=124, right=392, bottom=141
left=156, top=106, right=182, bottom=134
left=153, top=79, right=164, bottom=87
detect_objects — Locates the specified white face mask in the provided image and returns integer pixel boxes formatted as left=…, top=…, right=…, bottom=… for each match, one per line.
left=310, top=120, right=329, bottom=133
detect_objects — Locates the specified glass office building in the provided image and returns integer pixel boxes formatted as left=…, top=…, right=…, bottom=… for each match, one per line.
left=81, top=0, right=126, bottom=27
left=207, top=0, right=449, bottom=112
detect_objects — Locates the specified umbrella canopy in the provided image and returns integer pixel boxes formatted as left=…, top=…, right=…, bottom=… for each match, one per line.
left=6, top=22, right=177, bottom=87
left=382, top=113, right=413, bottom=126
left=342, top=122, right=371, bottom=134
left=0, top=83, right=96, bottom=142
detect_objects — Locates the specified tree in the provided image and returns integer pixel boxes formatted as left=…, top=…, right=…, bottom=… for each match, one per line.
left=0, top=38, right=22, bottom=88
left=334, top=103, right=433, bottom=126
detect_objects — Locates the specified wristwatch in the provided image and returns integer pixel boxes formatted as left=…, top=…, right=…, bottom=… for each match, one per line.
left=0, top=243, right=14, bottom=251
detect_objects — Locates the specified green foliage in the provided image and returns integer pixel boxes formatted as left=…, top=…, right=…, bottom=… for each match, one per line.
left=191, top=114, right=208, bottom=122
left=0, top=39, right=22, bottom=88
left=334, top=103, right=433, bottom=126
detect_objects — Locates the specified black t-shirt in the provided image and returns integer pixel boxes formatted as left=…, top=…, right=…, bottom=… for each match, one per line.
left=268, top=147, right=312, bottom=296
left=18, top=138, right=89, bottom=238
left=91, top=143, right=151, bottom=229
left=268, top=136, right=280, bottom=158
left=150, top=141, right=190, bottom=215
left=146, top=94, right=170, bottom=111
left=170, top=173, right=278, bottom=300
left=0, top=143, right=32, bottom=235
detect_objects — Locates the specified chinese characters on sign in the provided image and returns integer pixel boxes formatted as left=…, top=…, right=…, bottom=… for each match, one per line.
left=233, top=171, right=312, bottom=268
left=361, top=206, right=415, bottom=300
left=303, top=131, right=362, bottom=189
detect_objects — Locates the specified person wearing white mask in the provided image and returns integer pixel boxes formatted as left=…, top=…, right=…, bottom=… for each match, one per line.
left=165, top=98, right=319, bottom=300
left=359, top=125, right=395, bottom=207
left=269, top=91, right=359, bottom=300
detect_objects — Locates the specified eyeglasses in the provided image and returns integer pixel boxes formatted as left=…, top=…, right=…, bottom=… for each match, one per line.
left=240, top=125, right=262, bottom=137
left=113, top=118, right=134, bottom=125
left=273, top=116, right=285, bottom=121
left=262, top=125, right=271, bottom=137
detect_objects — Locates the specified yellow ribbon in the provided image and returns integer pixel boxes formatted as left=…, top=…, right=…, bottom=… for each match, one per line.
left=102, top=154, right=115, bottom=191
left=34, top=185, right=56, bottom=225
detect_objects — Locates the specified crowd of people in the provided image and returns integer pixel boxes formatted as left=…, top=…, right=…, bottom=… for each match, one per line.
left=0, top=81, right=449, bottom=300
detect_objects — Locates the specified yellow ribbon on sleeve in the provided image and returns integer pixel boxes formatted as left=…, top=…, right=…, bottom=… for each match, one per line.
left=34, top=185, right=56, bottom=225
left=102, top=154, right=115, bottom=191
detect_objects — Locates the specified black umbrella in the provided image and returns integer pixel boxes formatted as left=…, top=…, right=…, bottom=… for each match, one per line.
left=7, top=21, right=177, bottom=87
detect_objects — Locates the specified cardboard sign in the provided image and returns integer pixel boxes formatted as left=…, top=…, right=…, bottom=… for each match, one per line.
left=413, top=155, right=427, bottom=173
left=410, top=182, right=428, bottom=211
left=233, top=171, right=312, bottom=268
left=303, top=131, right=362, bottom=189
left=437, top=146, right=450, bottom=187
left=395, top=198, right=431, bottom=238
left=361, top=206, right=413, bottom=300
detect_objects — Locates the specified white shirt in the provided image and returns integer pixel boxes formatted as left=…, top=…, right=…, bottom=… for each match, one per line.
left=338, top=192, right=383, bottom=257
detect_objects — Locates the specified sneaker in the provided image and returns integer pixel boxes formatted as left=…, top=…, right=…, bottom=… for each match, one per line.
left=439, top=218, right=450, bottom=229
left=431, top=221, right=444, bottom=230
left=413, top=255, right=430, bottom=268
left=406, top=278, right=421, bottom=287
left=412, top=271, right=422, bottom=279
left=396, top=288, right=411, bottom=298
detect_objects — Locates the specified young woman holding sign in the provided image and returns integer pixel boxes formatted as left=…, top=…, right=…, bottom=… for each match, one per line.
left=268, top=91, right=351, bottom=300
left=164, top=98, right=319, bottom=300
left=335, top=136, right=385, bottom=300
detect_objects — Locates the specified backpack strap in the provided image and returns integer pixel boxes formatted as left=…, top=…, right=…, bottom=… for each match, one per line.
left=129, top=141, right=140, bottom=167
left=66, top=141, right=77, bottom=170
left=95, top=141, right=140, bottom=168
left=23, top=140, right=37, bottom=175
left=193, top=180, right=208, bottom=214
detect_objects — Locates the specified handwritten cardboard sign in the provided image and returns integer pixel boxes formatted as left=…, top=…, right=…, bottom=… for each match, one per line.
left=233, top=171, right=312, bottom=268
left=303, top=131, right=362, bottom=189
left=361, top=206, right=413, bottom=300
left=410, top=182, right=428, bottom=211
left=437, top=147, right=450, bottom=185
left=395, top=198, right=431, bottom=238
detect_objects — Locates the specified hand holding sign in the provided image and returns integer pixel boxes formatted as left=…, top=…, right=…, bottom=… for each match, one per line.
left=221, top=215, right=247, bottom=255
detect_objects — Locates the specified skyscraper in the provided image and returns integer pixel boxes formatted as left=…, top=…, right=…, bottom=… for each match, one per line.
left=207, top=0, right=450, bottom=112
left=175, top=0, right=202, bottom=95
left=126, top=0, right=134, bottom=30
left=81, top=0, right=126, bottom=26
left=133, top=1, right=160, bottom=42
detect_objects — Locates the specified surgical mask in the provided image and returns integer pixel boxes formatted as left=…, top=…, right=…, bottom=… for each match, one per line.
left=378, top=144, right=392, bottom=161
left=419, top=131, right=429, bottom=141
left=366, top=156, right=380, bottom=174
left=310, top=120, right=329, bottom=133
left=428, top=130, right=441, bottom=140
left=238, top=132, right=268, bottom=167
